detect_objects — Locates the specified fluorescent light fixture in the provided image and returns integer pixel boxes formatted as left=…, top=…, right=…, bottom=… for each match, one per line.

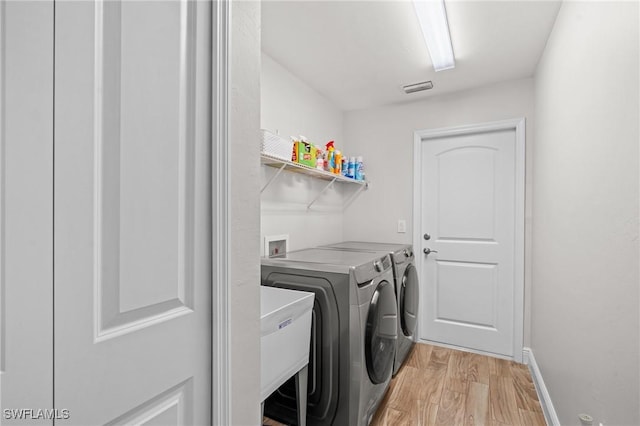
left=412, top=0, right=455, bottom=72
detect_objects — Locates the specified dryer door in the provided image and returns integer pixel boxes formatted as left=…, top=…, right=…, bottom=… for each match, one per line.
left=400, top=264, right=419, bottom=337
left=365, top=280, right=398, bottom=384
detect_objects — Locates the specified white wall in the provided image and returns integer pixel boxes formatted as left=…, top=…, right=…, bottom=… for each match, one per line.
left=260, top=53, right=349, bottom=253
left=261, top=53, right=343, bottom=145
left=531, top=2, right=639, bottom=425
left=343, top=78, right=535, bottom=344
left=230, top=2, right=261, bottom=425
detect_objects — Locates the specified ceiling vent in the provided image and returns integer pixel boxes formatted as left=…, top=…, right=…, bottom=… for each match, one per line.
left=403, top=81, right=434, bottom=94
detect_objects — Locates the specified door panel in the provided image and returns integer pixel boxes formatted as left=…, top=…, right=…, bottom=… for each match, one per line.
left=54, top=1, right=211, bottom=424
left=420, top=129, right=517, bottom=357
left=94, top=0, right=196, bottom=337
left=435, top=260, right=497, bottom=328
left=437, top=147, right=497, bottom=240
left=105, top=380, right=192, bottom=426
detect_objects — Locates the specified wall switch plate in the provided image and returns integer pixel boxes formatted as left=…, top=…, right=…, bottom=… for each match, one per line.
left=397, top=220, right=407, bottom=233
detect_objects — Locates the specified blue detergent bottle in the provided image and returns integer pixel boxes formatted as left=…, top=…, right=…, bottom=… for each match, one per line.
left=355, top=156, right=364, bottom=181
left=347, top=157, right=356, bottom=179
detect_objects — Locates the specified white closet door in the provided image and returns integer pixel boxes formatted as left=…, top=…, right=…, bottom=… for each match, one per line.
left=1, top=2, right=54, bottom=421
left=54, top=1, right=212, bottom=424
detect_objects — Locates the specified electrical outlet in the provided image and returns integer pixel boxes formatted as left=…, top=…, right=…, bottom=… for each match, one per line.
left=397, top=219, right=407, bottom=233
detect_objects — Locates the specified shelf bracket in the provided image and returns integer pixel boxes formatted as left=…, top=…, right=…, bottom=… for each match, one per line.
left=343, top=182, right=368, bottom=210
left=261, top=163, right=287, bottom=194
left=307, top=177, right=337, bottom=210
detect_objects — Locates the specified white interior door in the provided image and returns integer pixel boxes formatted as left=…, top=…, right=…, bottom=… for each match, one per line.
left=1, top=2, right=55, bottom=420
left=415, top=120, right=524, bottom=359
left=54, top=1, right=212, bottom=424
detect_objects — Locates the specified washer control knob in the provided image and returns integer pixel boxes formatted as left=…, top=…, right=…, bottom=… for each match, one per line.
left=374, top=260, right=383, bottom=272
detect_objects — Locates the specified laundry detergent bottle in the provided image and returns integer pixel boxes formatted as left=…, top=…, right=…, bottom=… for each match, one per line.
left=325, top=141, right=335, bottom=173
left=355, top=156, right=364, bottom=181
left=334, top=150, right=342, bottom=175
left=348, top=157, right=356, bottom=179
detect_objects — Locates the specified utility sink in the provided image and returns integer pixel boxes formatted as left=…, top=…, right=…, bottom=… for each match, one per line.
left=260, top=286, right=314, bottom=402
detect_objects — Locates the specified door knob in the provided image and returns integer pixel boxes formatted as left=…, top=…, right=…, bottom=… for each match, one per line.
left=423, top=248, right=438, bottom=255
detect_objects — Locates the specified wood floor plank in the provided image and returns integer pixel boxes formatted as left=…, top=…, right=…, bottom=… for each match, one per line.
left=419, top=367, right=447, bottom=406
left=371, top=394, right=398, bottom=426
left=406, top=343, right=434, bottom=370
left=388, top=366, right=418, bottom=408
left=417, top=400, right=439, bottom=426
left=467, top=353, right=491, bottom=385
left=518, top=408, right=547, bottom=426
left=427, top=345, right=451, bottom=370
left=435, top=390, right=466, bottom=426
left=488, top=420, right=514, bottom=426
left=391, top=407, right=414, bottom=426
left=464, top=381, right=489, bottom=426
left=391, top=366, right=446, bottom=408
left=489, top=375, right=520, bottom=425
left=511, top=361, right=530, bottom=372
left=487, top=356, right=499, bottom=376
left=511, top=364, right=543, bottom=413
left=404, top=345, right=420, bottom=369
left=370, top=408, right=384, bottom=426
left=488, top=357, right=512, bottom=377
left=445, top=350, right=470, bottom=394
left=372, top=370, right=407, bottom=426
left=382, top=369, right=406, bottom=408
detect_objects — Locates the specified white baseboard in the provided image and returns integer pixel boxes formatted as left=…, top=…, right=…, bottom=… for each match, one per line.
left=523, top=347, right=560, bottom=426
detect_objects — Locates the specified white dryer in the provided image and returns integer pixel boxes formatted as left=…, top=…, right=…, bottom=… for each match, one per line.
left=320, top=242, right=419, bottom=375
left=261, top=248, right=397, bottom=426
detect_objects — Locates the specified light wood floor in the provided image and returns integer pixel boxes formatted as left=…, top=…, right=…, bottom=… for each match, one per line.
left=371, top=343, right=546, bottom=426
left=264, top=343, right=546, bottom=426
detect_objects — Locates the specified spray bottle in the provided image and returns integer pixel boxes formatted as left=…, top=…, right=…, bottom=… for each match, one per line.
left=316, top=147, right=325, bottom=170
left=325, top=141, right=335, bottom=173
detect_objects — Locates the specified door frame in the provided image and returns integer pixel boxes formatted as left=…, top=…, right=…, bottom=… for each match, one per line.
left=412, top=118, right=526, bottom=362
left=212, top=0, right=231, bottom=424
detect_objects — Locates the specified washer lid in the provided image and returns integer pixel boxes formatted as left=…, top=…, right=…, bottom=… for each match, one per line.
left=321, top=241, right=413, bottom=263
left=279, top=248, right=381, bottom=264
left=261, top=248, right=391, bottom=280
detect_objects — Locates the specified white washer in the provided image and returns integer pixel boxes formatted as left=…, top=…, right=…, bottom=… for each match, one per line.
left=320, top=242, right=419, bottom=375
left=261, top=248, right=397, bottom=426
